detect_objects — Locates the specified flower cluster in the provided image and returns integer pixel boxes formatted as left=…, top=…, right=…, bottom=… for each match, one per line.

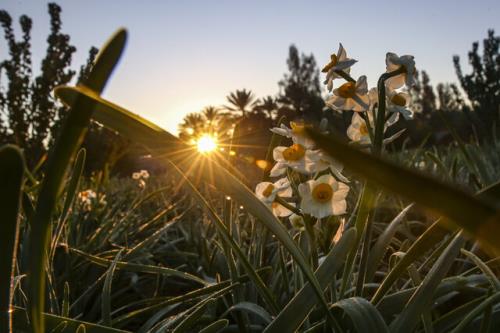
left=254, top=44, right=416, bottom=235
left=256, top=121, right=350, bottom=222
left=323, top=45, right=416, bottom=146
left=132, top=169, right=150, bottom=188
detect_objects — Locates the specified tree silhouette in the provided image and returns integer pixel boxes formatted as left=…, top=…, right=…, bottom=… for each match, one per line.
left=178, top=106, right=233, bottom=145
left=277, top=45, right=325, bottom=122
left=224, top=89, right=257, bottom=118
left=253, top=95, right=279, bottom=119
left=454, top=29, right=500, bottom=140
left=0, top=3, right=96, bottom=165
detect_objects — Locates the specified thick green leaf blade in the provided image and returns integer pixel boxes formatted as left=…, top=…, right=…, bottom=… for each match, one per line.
left=199, top=319, right=228, bottom=333
left=0, top=145, right=25, bottom=333
left=222, top=302, right=273, bottom=324
left=330, top=297, right=389, bottom=333
left=372, top=220, right=450, bottom=304
left=265, top=228, right=356, bottom=332
left=12, top=307, right=130, bottom=333
left=28, top=29, right=127, bottom=333
left=308, top=130, right=500, bottom=253
left=389, top=232, right=465, bottom=332
left=69, top=248, right=208, bottom=286
left=365, top=204, right=413, bottom=282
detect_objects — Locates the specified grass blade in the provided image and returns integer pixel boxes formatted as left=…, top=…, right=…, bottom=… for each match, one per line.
left=389, top=231, right=465, bottom=332
left=0, top=145, right=25, bottom=333
left=265, top=228, right=356, bottom=332
left=365, top=204, right=413, bottom=282
left=28, top=30, right=127, bottom=333
left=199, top=319, right=229, bottom=333
left=330, top=297, right=389, bottom=333
left=12, top=307, right=130, bottom=333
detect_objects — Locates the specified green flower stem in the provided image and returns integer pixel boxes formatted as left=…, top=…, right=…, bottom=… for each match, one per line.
left=339, top=181, right=377, bottom=297
left=334, top=70, right=356, bottom=83
left=275, top=196, right=302, bottom=216
left=373, top=67, right=405, bottom=154
left=304, top=215, right=319, bottom=270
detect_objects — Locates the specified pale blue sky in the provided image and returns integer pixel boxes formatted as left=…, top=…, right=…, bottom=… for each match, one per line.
left=2, top=0, right=499, bottom=134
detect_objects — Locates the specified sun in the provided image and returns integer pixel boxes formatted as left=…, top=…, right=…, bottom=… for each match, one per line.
left=196, top=134, right=218, bottom=153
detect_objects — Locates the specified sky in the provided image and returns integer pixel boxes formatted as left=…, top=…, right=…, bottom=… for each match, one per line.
left=1, top=0, right=500, bottom=135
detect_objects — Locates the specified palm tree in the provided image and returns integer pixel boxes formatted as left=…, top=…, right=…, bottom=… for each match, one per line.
left=178, top=106, right=234, bottom=145
left=224, top=89, right=257, bottom=118
left=178, top=112, right=205, bottom=143
left=253, top=95, right=278, bottom=119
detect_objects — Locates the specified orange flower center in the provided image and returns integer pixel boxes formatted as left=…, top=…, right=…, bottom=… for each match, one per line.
left=321, top=53, right=338, bottom=73
left=337, top=82, right=357, bottom=98
left=290, top=121, right=305, bottom=134
left=282, top=144, right=306, bottom=161
left=312, top=183, right=333, bottom=203
left=262, top=184, right=275, bottom=198
left=391, top=93, right=407, bottom=106
left=359, top=123, right=368, bottom=136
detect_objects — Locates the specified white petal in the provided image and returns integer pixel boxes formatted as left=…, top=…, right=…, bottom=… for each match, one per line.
left=356, top=75, right=368, bottom=93
left=333, top=182, right=350, bottom=200
left=332, top=199, right=347, bottom=215
left=273, top=146, right=286, bottom=162
left=270, top=163, right=286, bottom=177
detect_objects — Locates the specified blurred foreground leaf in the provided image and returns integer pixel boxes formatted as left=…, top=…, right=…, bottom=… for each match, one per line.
left=307, top=130, right=500, bottom=254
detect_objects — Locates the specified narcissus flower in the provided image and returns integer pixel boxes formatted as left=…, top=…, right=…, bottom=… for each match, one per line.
left=310, top=150, right=349, bottom=183
left=385, top=52, right=416, bottom=89
left=298, top=174, right=349, bottom=219
left=255, top=177, right=291, bottom=203
left=347, top=113, right=371, bottom=144
left=387, top=90, right=413, bottom=120
left=255, top=178, right=293, bottom=217
left=347, top=111, right=399, bottom=145
left=270, top=144, right=317, bottom=177
left=322, top=43, right=357, bottom=92
left=326, top=76, right=370, bottom=112
left=270, top=121, right=315, bottom=148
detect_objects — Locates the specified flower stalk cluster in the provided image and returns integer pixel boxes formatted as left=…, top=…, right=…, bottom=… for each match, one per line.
left=255, top=44, right=416, bottom=248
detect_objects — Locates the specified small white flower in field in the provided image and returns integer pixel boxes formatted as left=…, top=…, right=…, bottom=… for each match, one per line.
left=310, top=150, right=349, bottom=183
left=255, top=178, right=293, bottom=217
left=138, top=179, right=146, bottom=189
left=322, top=43, right=358, bottom=92
left=387, top=90, right=413, bottom=120
left=289, top=213, right=305, bottom=230
left=347, top=113, right=371, bottom=144
left=255, top=177, right=291, bottom=204
left=385, top=52, right=416, bottom=89
left=270, top=121, right=315, bottom=148
left=332, top=218, right=346, bottom=243
left=298, top=174, right=349, bottom=219
left=139, top=170, right=150, bottom=179
left=78, top=189, right=96, bottom=203
left=326, top=76, right=370, bottom=112
left=78, top=189, right=97, bottom=211
left=270, top=144, right=317, bottom=177
left=132, top=172, right=141, bottom=180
